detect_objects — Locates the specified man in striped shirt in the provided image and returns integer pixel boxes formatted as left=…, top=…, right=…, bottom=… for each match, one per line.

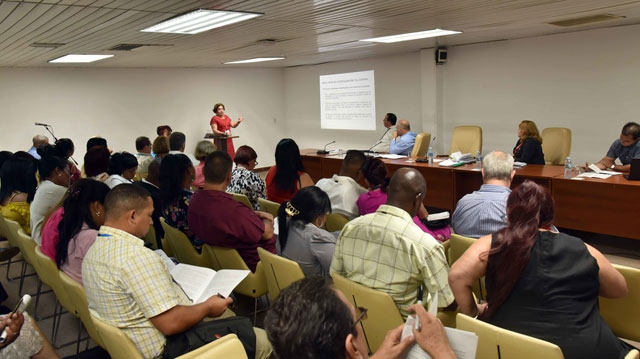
left=452, top=151, right=515, bottom=238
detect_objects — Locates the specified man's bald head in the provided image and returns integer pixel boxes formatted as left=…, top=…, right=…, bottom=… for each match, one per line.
left=386, top=168, right=426, bottom=217
left=396, top=120, right=411, bottom=136
left=32, top=135, right=49, bottom=147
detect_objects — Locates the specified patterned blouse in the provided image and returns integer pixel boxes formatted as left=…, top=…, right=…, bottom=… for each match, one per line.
left=162, top=189, right=202, bottom=247
left=226, top=166, right=266, bottom=210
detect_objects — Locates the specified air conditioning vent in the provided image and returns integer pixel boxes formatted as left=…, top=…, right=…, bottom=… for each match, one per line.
left=548, top=14, right=624, bottom=27
left=108, top=44, right=173, bottom=51
left=30, top=43, right=66, bottom=48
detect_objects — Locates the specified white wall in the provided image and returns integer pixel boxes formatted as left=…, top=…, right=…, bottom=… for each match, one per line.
left=442, top=24, right=640, bottom=164
left=283, top=53, right=423, bottom=151
left=0, top=67, right=285, bottom=167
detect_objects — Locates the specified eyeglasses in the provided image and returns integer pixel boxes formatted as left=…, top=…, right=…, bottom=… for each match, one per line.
left=352, top=306, right=368, bottom=328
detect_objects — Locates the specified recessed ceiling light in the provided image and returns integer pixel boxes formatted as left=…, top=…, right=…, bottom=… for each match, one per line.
left=48, top=54, right=114, bottom=63
left=141, top=9, right=261, bottom=34
left=224, top=57, right=285, bottom=64
left=360, top=29, right=462, bottom=43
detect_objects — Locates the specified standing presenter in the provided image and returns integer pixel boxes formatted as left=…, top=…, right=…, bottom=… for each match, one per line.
left=210, top=103, right=243, bottom=158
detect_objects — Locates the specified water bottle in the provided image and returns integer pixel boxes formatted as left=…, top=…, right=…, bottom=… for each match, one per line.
left=427, top=146, right=434, bottom=164
left=564, top=157, right=573, bottom=178
left=476, top=150, right=482, bottom=169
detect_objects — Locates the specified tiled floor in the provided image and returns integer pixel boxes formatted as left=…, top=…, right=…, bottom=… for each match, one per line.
left=1, top=229, right=638, bottom=358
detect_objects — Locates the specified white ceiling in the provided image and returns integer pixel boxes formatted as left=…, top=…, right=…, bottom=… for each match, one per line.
left=2, top=0, right=640, bottom=68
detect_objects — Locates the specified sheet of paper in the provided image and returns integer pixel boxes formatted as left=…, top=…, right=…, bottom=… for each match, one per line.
left=588, top=164, right=602, bottom=173
left=170, top=264, right=217, bottom=303
left=155, top=249, right=176, bottom=272
left=196, top=269, right=250, bottom=303
left=376, top=154, right=408, bottom=159
left=578, top=172, right=611, bottom=179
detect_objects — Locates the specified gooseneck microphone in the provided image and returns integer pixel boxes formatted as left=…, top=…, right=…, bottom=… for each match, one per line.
left=34, top=122, right=50, bottom=127
left=317, top=140, right=336, bottom=155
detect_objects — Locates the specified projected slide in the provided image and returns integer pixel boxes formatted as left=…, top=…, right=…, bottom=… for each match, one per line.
left=319, top=70, right=376, bottom=130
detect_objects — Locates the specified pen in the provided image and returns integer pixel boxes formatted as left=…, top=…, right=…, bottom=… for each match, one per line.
left=216, top=293, right=225, bottom=299
left=415, top=285, right=423, bottom=330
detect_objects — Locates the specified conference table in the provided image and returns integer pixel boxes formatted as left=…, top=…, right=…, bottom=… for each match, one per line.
left=301, top=150, right=640, bottom=240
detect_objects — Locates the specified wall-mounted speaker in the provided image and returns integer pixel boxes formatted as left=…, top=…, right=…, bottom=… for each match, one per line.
left=436, top=47, right=448, bottom=64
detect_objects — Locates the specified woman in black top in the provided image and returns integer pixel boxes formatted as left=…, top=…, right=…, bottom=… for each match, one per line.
left=449, top=181, right=634, bottom=359
left=513, top=120, right=545, bottom=164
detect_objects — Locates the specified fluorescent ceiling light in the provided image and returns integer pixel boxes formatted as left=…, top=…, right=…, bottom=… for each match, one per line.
left=141, top=9, right=261, bottom=34
left=49, top=54, right=114, bottom=63
left=224, top=57, right=285, bottom=64
left=360, top=28, right=461, bottom=43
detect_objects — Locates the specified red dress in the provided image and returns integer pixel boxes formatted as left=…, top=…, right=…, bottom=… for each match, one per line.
left=210, top=115, right=235, bottom=158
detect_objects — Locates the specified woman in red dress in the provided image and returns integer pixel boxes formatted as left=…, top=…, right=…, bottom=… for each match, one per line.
left=210, top=103, right=243, bottom=158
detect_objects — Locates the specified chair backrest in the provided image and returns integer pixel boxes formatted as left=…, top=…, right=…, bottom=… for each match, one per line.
left=0, top=213, right=9, bottom=240
left=231, top=193, right=252, bottom=208
left=258, top=198, right=280, bottom=217
left=32, top=246, right=76, bottom=317
left=599, top=264, right=640, bottom=342
left=331, top=272, right=403, bottom=353
left=5, top=219, right=35, bottom=265
left=142, top=224, right=157, bottom=250
left=449, top=126, right=482, bottom=155
left=203, top=245, right=268, bottom=297
left=541, top=127, right=572, bottom=165
left=325, top=213, right=349, bottom=232
left=90, top=314, right=143, bottom=359
left=159, top=218, right=209, bottom=267
left=59, top=271, right=105, bottom=348
left=456, top=313, right=500, bottom=359
left=448, top=234, right=486, bottom=300
left=498, top=325, right=564, bottom=359
left=410, top=132, right=432, bottom=158
left=257, top=247, right=305, bottom=301
left=176, top=334, right=248, bottom=359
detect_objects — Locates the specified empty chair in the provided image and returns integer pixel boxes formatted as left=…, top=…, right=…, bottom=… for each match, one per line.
left=258, top=198, right=280, bottom=218
left=176, top=334, right=248, bottom=359
left=541, top=127, right=572, bottom=165
left=449, top=125, right=482, bottom=155
left=331, top=272, right=403, bottom=353
left=410, top=132, right=432, bottom=158
left=599, top=264, right=640, bottom=342
left=257, top=247, right=305, bottom=301
left=456, top=313, right=500, bottom=359
left=160, top=218, right=209, bottom=267
left=325, top=213, right=349, bottom=232
left=59, top=271, right=105, bottom=348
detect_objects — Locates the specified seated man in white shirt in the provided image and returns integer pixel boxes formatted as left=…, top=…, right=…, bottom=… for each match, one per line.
left=370, top=113, right=397, bottom=153
left=169, top=131, right=199, bottom=166
left=316, top=150, right=367, bottom=220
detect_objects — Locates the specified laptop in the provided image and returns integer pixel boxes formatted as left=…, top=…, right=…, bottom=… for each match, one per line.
left=624, top=158, right=640, bottom=180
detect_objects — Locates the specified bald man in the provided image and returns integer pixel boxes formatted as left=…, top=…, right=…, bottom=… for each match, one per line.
left=331, top=168, right=454, bottom=318
left=27, top=134, right=49, bottom=160
left=389, top=120, right=417, bottom=156
left=82, top=184, right=271, bottom=359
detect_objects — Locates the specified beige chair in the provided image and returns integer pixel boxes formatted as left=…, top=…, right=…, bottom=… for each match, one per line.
left=626, top=350, right=640, bottom=359
left=142, top=224, right=158, bottom=250
left=448, top=233, right=486, bottom=301
left=258, top=198, right=280, bottom=217
left=0, top=214, right=22, bottom=282
left=331, top=272, right=403, bottom=353
left=541, top=127, right=571, bottom=165
left=498, top=324, right=564, bottom=359
left=176, top=334, right=248, bottom=359
left=160, top=218, right=209, bottom=267
left=231, top=193, right=252, bottom=208
left=7, top=221, right=38, bottom=296
left=203, top=245, right=268, bottom=323
left=456, top=313, right=499, bottom=359
left=449, top=125, right=482, bottom=155
left=325, top=213, right=349, bottom=232
left=599, top=264, right=640, bottom=342
left=257, top=247, right=305, bottom=301
left=410, top=132, right=432, bottom=158
left=59, top=271, right=105, bottom=348
left=90, top=314, right=144, bottom=359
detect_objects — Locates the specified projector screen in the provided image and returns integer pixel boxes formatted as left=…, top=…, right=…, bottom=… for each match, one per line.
left=319, top=70, right=376, bottom=130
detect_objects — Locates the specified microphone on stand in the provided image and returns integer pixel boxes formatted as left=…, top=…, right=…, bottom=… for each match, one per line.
left=34, top=122, right=50, bottom=127
left=317, top=141, right=336, bottom=155
left=367, top=140, right=383, bottom=153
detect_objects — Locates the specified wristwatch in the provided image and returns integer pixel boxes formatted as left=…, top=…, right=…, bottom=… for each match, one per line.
left=610, top=164, right=615, bottom=170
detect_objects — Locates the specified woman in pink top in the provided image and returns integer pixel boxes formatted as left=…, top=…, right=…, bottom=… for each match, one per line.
left=55, top=179, right=110, bottom=283
left=210, top=103, right=244, bottom=159
left=356, top=158, right=451, bottom=241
